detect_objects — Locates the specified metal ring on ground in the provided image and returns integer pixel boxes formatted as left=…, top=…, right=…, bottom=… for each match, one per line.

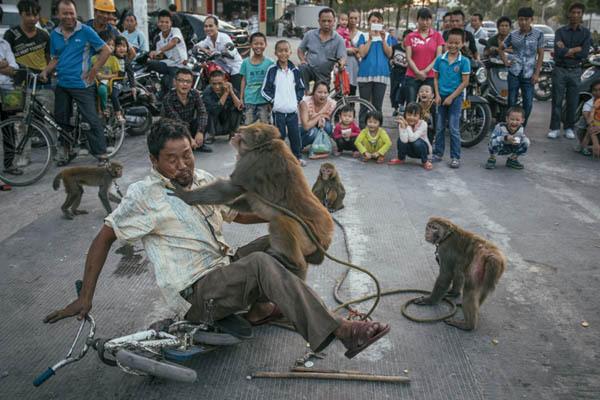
left=401, top=294, right=458, bottom=323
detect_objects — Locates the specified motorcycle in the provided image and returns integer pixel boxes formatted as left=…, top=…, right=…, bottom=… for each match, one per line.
left=480, top=55, right=511, bottom=123
left=569, top=51, right=600, bottom=135
left=460, top=59, right=493, bottom=147
left=188, top=42, right=236, bottom=91
left=534, top=52, right=554, bottom=101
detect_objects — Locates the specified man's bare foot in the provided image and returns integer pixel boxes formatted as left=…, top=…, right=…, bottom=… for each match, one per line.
left=334, top=319, right=390, bottom=359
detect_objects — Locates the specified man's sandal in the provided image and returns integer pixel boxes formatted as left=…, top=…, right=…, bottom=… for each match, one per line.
left=340, top=320, right=391, bottom=359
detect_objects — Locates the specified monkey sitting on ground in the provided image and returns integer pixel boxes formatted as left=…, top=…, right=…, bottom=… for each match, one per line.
left=312, top=162, right=345, bottom=212
left=170, top=122, right=334, bottom=281
left=53, top=161, right=123, bottom=220
left=416, top=216, right=506, bottom=331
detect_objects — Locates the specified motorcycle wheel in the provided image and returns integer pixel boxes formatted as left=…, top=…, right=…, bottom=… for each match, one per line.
left=534, top=74, right=552, bottom=101
left=460, top=102, right=492, bottom=148
left=127, top=114, right=152, bottom=137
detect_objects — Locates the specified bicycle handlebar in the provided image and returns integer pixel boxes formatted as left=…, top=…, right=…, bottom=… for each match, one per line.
left=33, top=368, right=55, bottom=387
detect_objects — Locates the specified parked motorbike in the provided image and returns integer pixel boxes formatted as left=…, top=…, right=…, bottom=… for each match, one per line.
left=569, top=52, right=600, bottom=133
left=460, top=59, right=493, bottom=147
left=534, top=56, right=554, bottom=101
left=188, top=42, right=235, bottom=90
left=480, top=55, right=511, bottom=123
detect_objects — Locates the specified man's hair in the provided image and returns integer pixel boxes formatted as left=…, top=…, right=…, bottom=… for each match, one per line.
left=99, top=30, right=115, bottom=43
left=496, top=16, right=511, bottom=28
left=147, top=118, right=192, bottom=159
left=209, top=69, right=226, bottom=79
left=340, top=104, right=355, bottom=116
left=447, top=28, right=465, bottom=41
left=124, top=12, right=136, bottom=21
left=205, top=15, right=219, bottom=26
left=18, top=0, right=41, bottom=15
left=452, top=9, right=465, bottom=19
left=368, top=11, right=384, bottom=22
left=590, top=79, right=600, bottom=91
left=517, top=7, right=534, bottom=18
left=56, top=0, right=77, bottom=11
left=250, top=31, right=267, bottom=43
left=318, top=7, right=335, bottom=19
left=168, top=3, right=177, bottom=12
left=275, top=39, right=290, bottom=51
left=366, top=110, right=383, bottom=125
left=471, top=13, right=483, bottom=22
left=402, top=29, right=412, bottom=38
left=175, top=68, right=193, bottom=79
left=507, top=106, right=525, bottom=118
left=569, top=2, right=586, bottom=13
left=417, top=8, right=432, bottom=20
left=404, top=102, right=422, bottom=116
left=312, top=80, right=329, bottom=95
left=0, top=6, right=3, bottom=24
left=443, top=12, right=451, bottom=20
left=158, top=9, right=172, bottom=20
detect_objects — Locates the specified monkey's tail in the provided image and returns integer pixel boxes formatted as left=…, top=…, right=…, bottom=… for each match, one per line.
left=482, top=255, right=504, bottom=294
left=52, top=172, right=63, bottom=191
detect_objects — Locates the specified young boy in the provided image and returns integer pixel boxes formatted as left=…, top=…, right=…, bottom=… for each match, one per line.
left=240, top=32, right=274, bottom=124
left=580, top=79, right=600, bottom=158
left=432, top=28, right=471, bottom=169
left=332, top=105, right=360, bottom=156
left=261, top=40, right=306, bottom=165
left=417, top=84, right=436, bottom=143
left=354, top=110, right=392, bottom=163
left=486, top=106, right=530, bottom=169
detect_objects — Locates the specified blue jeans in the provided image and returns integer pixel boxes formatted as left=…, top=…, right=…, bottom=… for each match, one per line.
left=300, top=120, right=333, bottom=148
left=273, top=111, right=301, bottom=159
left=434, top=95, right=462, bottom=160
left=508, top=72, right=533, bottom=126
left=398, top=138, right=429, bottom=163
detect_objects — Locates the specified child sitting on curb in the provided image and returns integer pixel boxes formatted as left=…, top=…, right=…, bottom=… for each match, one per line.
left=486, top=106, right=530, bottom=170
left=389, top=102, right=433, bottom=170
left=354, top=110, right=392, bottom=163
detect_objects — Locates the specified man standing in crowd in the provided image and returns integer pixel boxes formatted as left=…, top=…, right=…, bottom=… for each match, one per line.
left=467, top=13, right=488, bottom=55
left=441, top=12, right=451, bottom=33
left=548, top=2, right=591, bottom=140
left=148, top=9, right=187, bottom=93
left=122, top=13, right=148, bottom=53
left=484, top=16, right=511, bottom=58
left=500, top=7, right=544, bottom=127
left=444, top=10, right=478, bottom=60
left=161, top=68, right=212, bottom=153
left=40, top=0, right=112, bottom=165
left=297, top=8, right=346, bottom=92
left=168, top=3, right=182, bottom=28
left=202, top=70, right=243, bottom=142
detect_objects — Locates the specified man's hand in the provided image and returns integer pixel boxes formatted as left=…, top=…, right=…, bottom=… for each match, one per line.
left=442, top=96, right=453, bottom=106
left=44, top=297, right=91, bottom=323
left=38, top=70, right=49, bottom=83
left=84, top=67, right=98, bottom=85
left=531, top=72, right=539, bottom=84
left=149, top=50, right=158, bottom=59
left=556, top=41, right=565, bottom=49
left=224, top=81, right=233, bottom=95
left=194, top=132, right=204, bottom=148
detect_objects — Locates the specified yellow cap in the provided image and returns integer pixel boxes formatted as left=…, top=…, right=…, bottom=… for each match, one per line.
left=94, top=0, right=116, bottom=13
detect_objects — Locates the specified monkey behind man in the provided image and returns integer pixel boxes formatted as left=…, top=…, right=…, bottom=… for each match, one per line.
left=53, top=162, right=123, bottom=220
left=170, top=122, right=334, bottom=281
left=416, top=216, right=506, bottom=331
left=312, top=162, right=345, bottom=212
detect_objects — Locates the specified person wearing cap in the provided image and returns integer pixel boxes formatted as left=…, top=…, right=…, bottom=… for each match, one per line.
left=548, top=2, right=591, bottom=140
left=499, top=7, right=544, bottom=127
left=87, top=0, right=135, bottom=59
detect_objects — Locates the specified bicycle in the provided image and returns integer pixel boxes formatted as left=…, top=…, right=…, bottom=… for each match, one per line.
left=327, top=58, right=376, bottom=123
left=0, top=71, right=125, bottom=186
left=34, top=281, right=252, bottom=386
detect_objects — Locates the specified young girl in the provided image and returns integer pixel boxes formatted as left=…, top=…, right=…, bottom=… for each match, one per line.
left=417, top=84, right=436, bottom=143
left=112, top=36, right=136, bottom=122
left=389, top=102, right=433, bottom=170
left=336, top=13, right=351, bottom=48
left=93, top=32, right=120, bottom=118
left=354, top=110, right=391, bottom=163
left=332, top=105, right=360, bottom=156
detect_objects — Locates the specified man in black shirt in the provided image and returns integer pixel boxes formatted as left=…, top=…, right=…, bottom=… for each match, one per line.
left=202, top=70, right=243, bottom=143
left=444, top=9, right=478, bottom=60
left=548, top=2, right=592, bottom=140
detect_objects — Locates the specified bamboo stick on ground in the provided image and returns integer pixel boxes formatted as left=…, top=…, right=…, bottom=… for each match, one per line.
left=252, top=371, right=410, bottom=383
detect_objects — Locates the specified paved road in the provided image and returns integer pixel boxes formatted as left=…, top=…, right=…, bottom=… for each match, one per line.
left=1, top=38, right=599, bottom=399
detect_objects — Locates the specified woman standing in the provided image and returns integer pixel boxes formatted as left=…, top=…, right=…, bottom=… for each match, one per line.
left=346, top=10, right=363, bottom=96
left=356, top=11, right=393, bottom=126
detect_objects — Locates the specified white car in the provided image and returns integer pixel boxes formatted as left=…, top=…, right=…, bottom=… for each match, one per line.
left=482, top=20, right=497, bottom=37
left=0, top=4, right=20, bottom=39
left=533, top=24, right=555, bottom=49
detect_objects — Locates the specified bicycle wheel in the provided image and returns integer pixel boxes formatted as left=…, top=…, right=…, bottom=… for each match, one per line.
left=104, top=115, right=125, bottom=158
left=0, top=117, right=54, bottom=186
left=115, top=349, right=197, bottom=383
left=332, top=96, right=376, bottom=124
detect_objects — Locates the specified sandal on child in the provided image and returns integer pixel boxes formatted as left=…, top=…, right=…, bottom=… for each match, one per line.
left=376, top=156, right=385, bottom=164
left=423, top=160, right=433, bottom=170
left=388, top=158, right=404, bottom=165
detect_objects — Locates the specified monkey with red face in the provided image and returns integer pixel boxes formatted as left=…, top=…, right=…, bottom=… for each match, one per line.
left=416, top=216, right=506, bottom=331
left=312, top=162, right=346, bottom=212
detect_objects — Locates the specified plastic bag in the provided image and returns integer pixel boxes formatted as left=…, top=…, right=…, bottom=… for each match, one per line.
left=309, top=128, right=332, bottom=159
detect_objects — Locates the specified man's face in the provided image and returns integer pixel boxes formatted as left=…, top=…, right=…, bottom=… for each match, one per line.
left=175, top=73, right=193, bottom=95
left=124, top=16, right=136, bottom=31
left=20, top=11, right=40, bottom=28
left=151, top=137, right=195, bottom=188
left=210, top=75, right=225, bottom=95
left=94, top=9, right=112, bottom=25
left=517, top=16, right=532, bottom=31
left=158, top=16, right=172, bottom=33
left=470, top=16, right=481, bottom=30
left=58, top=3, right=77, bottom=30
left=319, top=12, right=335, bottom=33
left=443, top=16, right=451, bottom=30
left=451, top=15, right=464, bottom=29
left=568, top=8, right=583, bottom=25
left=498, top=21, right=511, bottom=36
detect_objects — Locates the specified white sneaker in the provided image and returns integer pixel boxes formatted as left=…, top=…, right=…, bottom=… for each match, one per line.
left=564, top=129, right=576, bottom=139
left=299, top=159, right=307, bottom=167
left=547, top=130, right=560, bottom=139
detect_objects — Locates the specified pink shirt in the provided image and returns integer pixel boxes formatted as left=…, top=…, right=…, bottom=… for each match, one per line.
left=404, top=29, right=445, bottom=79
left=302, top=95, right=337, bottom=120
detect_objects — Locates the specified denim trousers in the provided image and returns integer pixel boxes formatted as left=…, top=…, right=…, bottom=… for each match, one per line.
left=550, top=66, right=581, bottom=130
left=507, top=72, right=533, bottom=126
left=397, top=138, right=429, bottom=163
left=54, top=85, right=107, bottom=156
left=434, top=95, right=462, bottom=159
left=245, top=104, right=271, bottom=124
left=273, top=111, right=302, bottom=159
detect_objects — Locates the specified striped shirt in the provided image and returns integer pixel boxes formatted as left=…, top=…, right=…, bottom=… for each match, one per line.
left=503, top=28, right=544, bottom=78
left=105, top=168, right=237, bottom=317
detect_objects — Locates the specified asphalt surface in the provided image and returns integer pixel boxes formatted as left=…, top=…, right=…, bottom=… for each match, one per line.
left=1, top=38, right=599, bottom=399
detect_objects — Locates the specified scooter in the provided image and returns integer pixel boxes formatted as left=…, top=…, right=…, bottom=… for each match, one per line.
left=481, top=55, right=511, bottom=123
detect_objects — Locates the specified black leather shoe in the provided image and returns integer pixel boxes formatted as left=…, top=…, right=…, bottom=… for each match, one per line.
left=197, top=145, right=213, bottom=153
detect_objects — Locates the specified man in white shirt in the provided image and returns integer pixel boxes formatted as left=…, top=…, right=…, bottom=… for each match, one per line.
left=148, top=9, right=188, bottom=92
left=467, top=13, right=489, bottom=56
